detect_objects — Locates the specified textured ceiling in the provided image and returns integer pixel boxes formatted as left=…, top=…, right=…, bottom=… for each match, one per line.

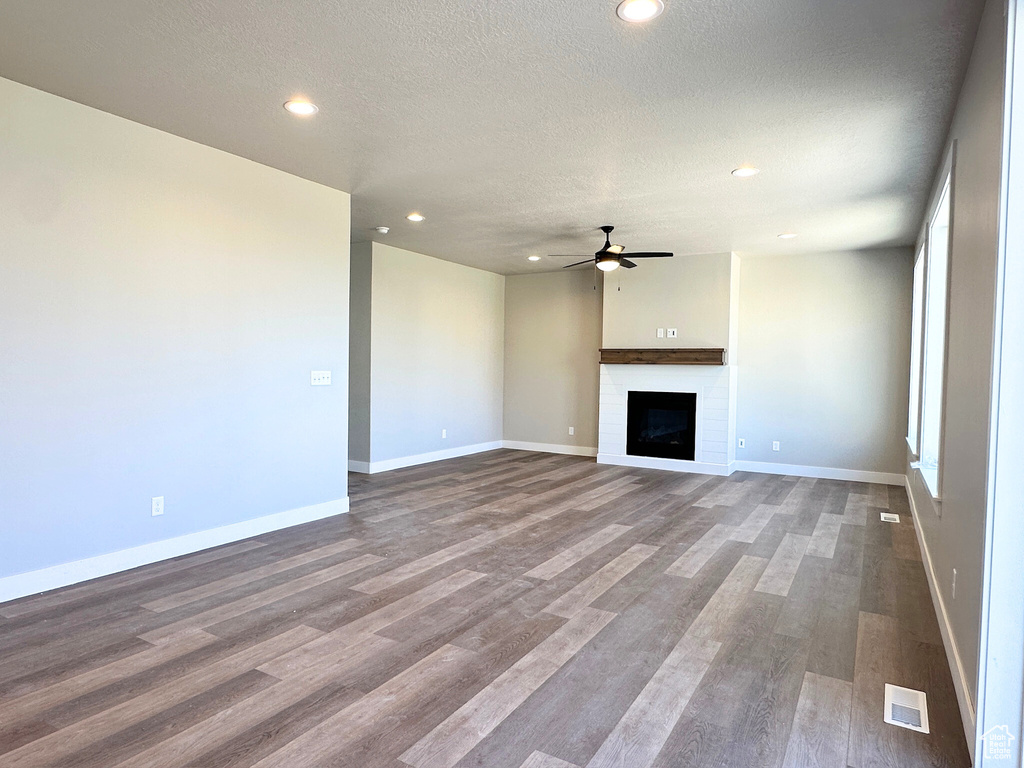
left=0, top=0, right=984, bottom=274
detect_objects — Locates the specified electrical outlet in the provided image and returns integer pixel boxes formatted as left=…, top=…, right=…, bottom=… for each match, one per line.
left=151, top=496, right=164, bottom=517
left=569, top=427, right=575, bottom=436
left=772, top=441, right=780, bottom=452
left=657, top=328, right=665, bottom=338
left=738, top=438, right=745, bottom=449
left=667, top=328, right=678, bottom=339
left=442, top=429, right=447, bottom=439
left=952, top=568, right=957, bottom=599
left=310, top=370, right=332, bottom=386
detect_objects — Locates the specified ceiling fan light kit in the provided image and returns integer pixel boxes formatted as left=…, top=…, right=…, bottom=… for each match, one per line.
left=553, top=225, right=673, bottom=272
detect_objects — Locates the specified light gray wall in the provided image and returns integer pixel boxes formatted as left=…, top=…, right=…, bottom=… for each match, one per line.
left=908, top=0, right=1008, bottom=709
left=0, top=78, right=351, bottom=579
left=503, top=271, right=602, bottom=450
left=602, top=253, right=733, bottom=349
left=348, top=243, right=372, bottom=464
left=736, top=249, right=913, bottom=472
left=976, top=0, right=1024, bottom=746
left=368, top=243, right=504, bottom=462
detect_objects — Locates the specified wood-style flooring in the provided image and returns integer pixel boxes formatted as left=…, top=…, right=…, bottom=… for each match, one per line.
left=0, top=450, right=971, bottom=767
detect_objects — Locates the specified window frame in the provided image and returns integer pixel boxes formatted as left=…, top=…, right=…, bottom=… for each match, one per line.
left=907, top=240, right=927, bottom=460
left=913, top=142, right=956, bottom=507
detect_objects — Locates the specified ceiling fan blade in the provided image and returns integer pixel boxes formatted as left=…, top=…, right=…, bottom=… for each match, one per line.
left=549, top=255, right=593, bottom=258
left=620, top=259, right=638, bottom=269
left=561, top=259, right=596, bottom=269
left=625, top=252, right=674, bottom=258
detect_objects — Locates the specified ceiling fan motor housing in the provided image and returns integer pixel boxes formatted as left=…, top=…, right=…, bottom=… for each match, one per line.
left=552, top=225, right=673, bottom=271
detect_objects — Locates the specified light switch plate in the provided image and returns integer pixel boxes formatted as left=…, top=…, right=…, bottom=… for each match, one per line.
left=311, top=370, right=332, bottom=386
left=667, top=328, right=678, bottom=338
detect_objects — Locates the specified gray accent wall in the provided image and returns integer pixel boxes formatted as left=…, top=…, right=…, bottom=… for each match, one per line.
left=352, top=243, right=505, bottom=465
left=504, top=251, right=912, bottom=478
left=348, top=243, right=372, bottom=464
left=907, top=0, right=1008, bottom=711
left=0, top=78, right=351, bottom=579
left=503, top=271, right=603, bottom=451
left=736, top=249, right=913, bottom=472
left=602, top=253, right=734, bottom=349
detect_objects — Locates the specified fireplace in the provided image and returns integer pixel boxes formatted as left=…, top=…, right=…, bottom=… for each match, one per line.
left=626, top=391, right=697, bottom=461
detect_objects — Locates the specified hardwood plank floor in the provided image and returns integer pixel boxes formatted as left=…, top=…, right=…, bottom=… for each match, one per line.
left=781, top=672, right=854, bottom=768
left=0, top=450, right=970, bottom=768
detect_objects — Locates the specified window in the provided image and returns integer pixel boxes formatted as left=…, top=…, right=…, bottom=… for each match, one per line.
left=907, top=246, right=925, bottom=456
left=919, top=173, right=952, bottom=497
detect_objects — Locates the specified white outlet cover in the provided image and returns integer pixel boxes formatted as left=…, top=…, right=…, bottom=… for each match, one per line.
left=569, top=427, right=575, bottom=435
left=657, top=328, right=665, bottom=338
left=151, top=496, right=164, bottom=517
left=772, top=441, right=780, bottom=451
left=311, top=370, right=332, bottom=386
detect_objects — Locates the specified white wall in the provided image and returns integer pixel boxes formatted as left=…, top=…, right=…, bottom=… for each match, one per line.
left=503, top=271, right=602, bottom=453
left=602, top=253, right=734, bottom=349
left=907, top=0, right=1008, bottom=730
left=356, top=242, right=504, bottom=467
left=0, top=78, right=351, bottom=589
left=736, top=249, right=913, bottom=473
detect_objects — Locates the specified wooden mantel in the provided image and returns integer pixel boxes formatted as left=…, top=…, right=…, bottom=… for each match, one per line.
left=599, top=348, right=728, bottom=366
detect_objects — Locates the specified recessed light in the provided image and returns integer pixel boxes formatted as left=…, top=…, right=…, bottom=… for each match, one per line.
left=778, top=233, right=798, bottom=239
left=283, top=100, right=318, bottom=116
left=731, top=166, right=760, bottom=178
left=528, top=255, right=542, bottom=262
left=616, top=0, right=665, bottom=22
left=406, top=213, right=425, bottom=222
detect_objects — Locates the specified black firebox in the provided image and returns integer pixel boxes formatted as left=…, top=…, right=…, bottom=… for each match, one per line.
left=626, top=391, right=697, bottom=461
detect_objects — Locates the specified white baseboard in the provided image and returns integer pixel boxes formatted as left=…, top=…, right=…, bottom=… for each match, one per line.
left=0, top=497, right=350, bottom=604
left=594, top=454, right=904, bottom=485
left=905, top=475, right=977, bottom=760
left=733, top=460, right=906, bottom=486
left=502, top=441, right=598, bottom=458
left=597, top=453, right=733, bottom=476
left=349, top=441, right=503, bottom=475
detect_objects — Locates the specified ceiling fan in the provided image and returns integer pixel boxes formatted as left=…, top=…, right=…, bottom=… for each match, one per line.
left=552, top=226, right=673, bottom=272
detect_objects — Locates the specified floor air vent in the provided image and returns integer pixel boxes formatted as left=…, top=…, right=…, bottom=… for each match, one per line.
left=884, top=683, right=929, bottom=733
left=880, top=512, right=901, bottom=523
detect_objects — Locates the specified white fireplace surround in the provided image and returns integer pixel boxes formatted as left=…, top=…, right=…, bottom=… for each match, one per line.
left=598, top=363, right=737, bottom=475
